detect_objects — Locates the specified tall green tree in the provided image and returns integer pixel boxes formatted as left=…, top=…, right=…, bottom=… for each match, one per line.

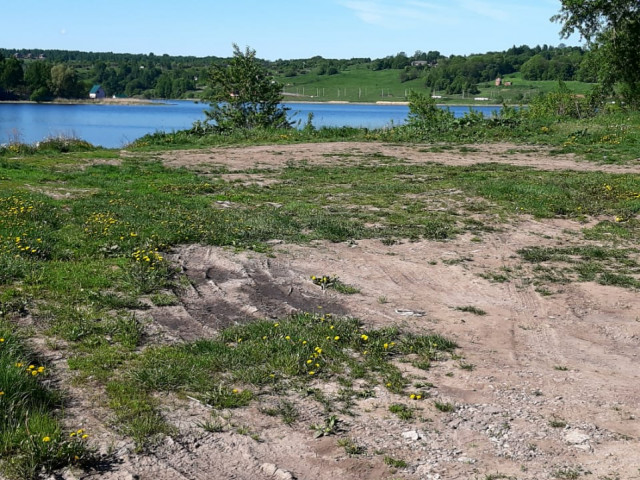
left=0, top=57, right=24, bottom=90
left=204, top=45, right=290, bottom=130
left=49, top=64, right=83, bottom=98
left=553, top=0, right=640, bottom=106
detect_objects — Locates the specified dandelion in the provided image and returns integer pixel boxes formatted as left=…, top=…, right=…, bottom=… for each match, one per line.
left=273, top=323, right=279, bottom=327
left=0, top=338, right=4, bottom=342
left=302, top=340, right=307, bottom=345
left=76, top=429, right=84, bottom=435
left=383, top=343, right=389, bottom=350
left=306, top=360, right=312, bottom=364
left=81, top=434, right=89, bottom=439
left=417, top=395, right=422, bottom=400
left=0, top=392, right=4, bottom=396
left=285, top=336, right=291, bottom=341
left=31, top=370, right=38, bottom=376
left=410, top=394, right=416, bottom=400
left=232, top=389, right=239, bottom=394
left=360, top=334, right=368, bottom=341
left=308, top=371, right=315, bottom=375
left=70, top=432, right=76, bottom=437
left=42, top=436, right=51, bottom=443
left=334, top=336, right=340, bottom=341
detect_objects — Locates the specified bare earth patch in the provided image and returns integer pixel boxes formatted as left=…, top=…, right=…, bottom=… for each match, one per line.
left=51, top=143, right=639, bottom=480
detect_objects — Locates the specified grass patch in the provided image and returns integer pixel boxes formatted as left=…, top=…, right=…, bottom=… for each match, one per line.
left=518, top=246, right=640, bottom=289
left=389, top=403, right=415, bottom=420
left=0, top=321, right=95, bottom=479
left=454, top=305, right=487, bottom=316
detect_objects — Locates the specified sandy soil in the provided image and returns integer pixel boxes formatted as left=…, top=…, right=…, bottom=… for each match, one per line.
left=38, top=143, right=640, bottom=480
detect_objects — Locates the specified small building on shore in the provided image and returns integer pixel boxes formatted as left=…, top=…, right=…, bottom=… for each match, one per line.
left=89, top=85, right=106, bottom=99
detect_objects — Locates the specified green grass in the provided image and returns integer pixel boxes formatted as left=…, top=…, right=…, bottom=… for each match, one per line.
left=518, top=245, right=640, bottom=289
left=0, top=320, right=95, bottom=479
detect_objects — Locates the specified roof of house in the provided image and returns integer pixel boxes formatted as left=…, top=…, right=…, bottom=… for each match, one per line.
left=89, top=85, right=103, bottom=94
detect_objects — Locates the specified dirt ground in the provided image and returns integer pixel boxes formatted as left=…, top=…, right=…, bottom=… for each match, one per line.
left=51, top=143, right=639, bottom=480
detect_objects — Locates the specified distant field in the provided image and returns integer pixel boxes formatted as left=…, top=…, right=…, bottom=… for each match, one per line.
left=275, top=66, right=596, bottom=105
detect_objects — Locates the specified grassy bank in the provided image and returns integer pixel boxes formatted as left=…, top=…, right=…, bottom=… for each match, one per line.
left=1, top=106, right=639, bottom=477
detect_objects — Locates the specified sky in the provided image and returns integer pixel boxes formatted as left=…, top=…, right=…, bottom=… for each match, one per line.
left=2, top=0, right=582, bottom=60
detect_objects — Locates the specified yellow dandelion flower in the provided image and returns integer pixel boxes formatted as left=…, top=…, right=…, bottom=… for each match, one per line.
left=360, top=334, right=368, bottom=341
left=42, top=436, right=51, bottom=443
left=82, top=434, right=89, bottom=439
left=232, top=389, right=239, bottom=394
left=31, top=370, right=38, bottom=376
left=38, top=367, right=45, bottom=373
left=383, top=343, right=389, bottom=350
left=306, top=360, right=312, bottom=364
left=334, top=336, right=340, bottom=341
left=0, top=338, right=5, bottom=342
left=0, top=391, right=4, bottom=396
left=302, top=340, right=307, bottom=345
left=417, top=395, right=422, bottom=400
left=77, top=429, right=84, bottom=435
left=410, top=394, right=416, bottom=400
left=70, top=432, right=76, bottom=437
left=308, top=371, right=315, bottom=375
left=285, top=336, right=291, bottom=340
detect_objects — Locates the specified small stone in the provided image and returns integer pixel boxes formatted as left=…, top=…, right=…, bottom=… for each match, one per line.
left=261, top=464, right=278, bottom=476
left=402, top=430, right=422, bottom=441
left=565, top=430, right=590, bottom=445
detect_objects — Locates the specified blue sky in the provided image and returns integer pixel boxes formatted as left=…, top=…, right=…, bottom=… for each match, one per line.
left=3, top=0, right=580, bottom=59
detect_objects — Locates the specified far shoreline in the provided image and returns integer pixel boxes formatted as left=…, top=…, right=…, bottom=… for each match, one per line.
left=1, top=98, right=512, bottom=108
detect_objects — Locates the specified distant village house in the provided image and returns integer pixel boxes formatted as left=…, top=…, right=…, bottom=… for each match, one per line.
left=89, top=85, right=106, bottom=99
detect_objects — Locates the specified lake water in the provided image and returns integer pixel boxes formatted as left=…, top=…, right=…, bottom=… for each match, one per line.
left=0, top=100, right=502, bottom=149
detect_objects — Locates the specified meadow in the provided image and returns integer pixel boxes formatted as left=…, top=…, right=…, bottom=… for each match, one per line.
left=0, top=105, right=639, bottom=479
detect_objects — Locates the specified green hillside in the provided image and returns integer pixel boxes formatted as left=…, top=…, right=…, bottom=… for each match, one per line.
left=275, top=66, right=595, bottom=105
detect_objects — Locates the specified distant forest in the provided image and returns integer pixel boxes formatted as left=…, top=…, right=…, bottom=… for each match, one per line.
left=0, top=44, right=592, bottom=101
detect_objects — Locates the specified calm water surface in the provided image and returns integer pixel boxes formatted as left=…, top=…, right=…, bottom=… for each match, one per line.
left=0, top=101, right=501, bottom=148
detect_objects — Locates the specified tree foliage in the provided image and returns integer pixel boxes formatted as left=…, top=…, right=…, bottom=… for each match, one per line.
left=204, top=45, right=290, bottom=130
left=553, top=0, right=640, bottom=106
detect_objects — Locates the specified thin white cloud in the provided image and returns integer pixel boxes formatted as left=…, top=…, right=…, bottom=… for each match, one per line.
left=457, top=0, right=510, bottom=21
left=338, top=0, right=456, bottom=28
